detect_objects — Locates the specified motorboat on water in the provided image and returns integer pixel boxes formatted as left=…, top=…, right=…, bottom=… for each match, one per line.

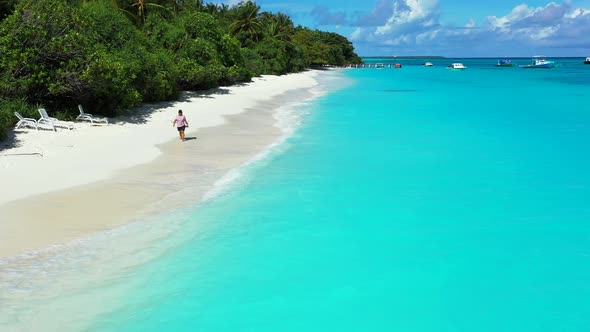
left=375, top=63, right=384, bottom=69
left=422, top=62, right=433, bottom=67
left=394, top=63, right=402, bottom=68
left=520, top=55, right=555, bottom=68
left=447, top=63, right=466, bottom=70
left=495, top=59, right=515, bottom=67
left=584, top=57, right=590, bottom=64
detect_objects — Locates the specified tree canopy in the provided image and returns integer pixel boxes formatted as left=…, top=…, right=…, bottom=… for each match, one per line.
left=0, top=0, right=362, bottom=139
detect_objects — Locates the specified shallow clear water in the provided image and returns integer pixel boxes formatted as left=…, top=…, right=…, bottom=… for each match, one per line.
left=3, top=60, right=590, bottom=331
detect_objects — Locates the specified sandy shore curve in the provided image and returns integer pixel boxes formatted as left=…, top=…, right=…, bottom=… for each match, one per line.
left=0, top=71, right=322, bottom=258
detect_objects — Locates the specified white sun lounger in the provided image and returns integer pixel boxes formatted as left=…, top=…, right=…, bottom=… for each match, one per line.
left=14, top=112, right=38, bottom=130
left=38, top=108, right=74, bottom=130
left=77, top=105, right=108, bottom=124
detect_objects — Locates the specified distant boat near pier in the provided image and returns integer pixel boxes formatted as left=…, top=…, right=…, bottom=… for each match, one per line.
left=520, top=55, right=555, bottom=69
left=495, top=59, right=515, bottom=67
left=447, top=63, right=467, bottom=70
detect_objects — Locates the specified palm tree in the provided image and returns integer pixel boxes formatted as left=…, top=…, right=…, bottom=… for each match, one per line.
left=98, top=0, right=169, bottom=25
left=264, top=20, right=281, bottom=39
left=229, top=1, right=262, bottom=41
left=168, top=0, right=182, bottom=15
left=204, top=3, right=219, bottom=15
left=132, top=0, right=170, bottom=24
left=276, top=13, right=293, bottom=30
left=260, top=12, right=294, bottom=42
left=218, top=4, right=229, bottom=16
left=273, top=12, right=294, bottom=41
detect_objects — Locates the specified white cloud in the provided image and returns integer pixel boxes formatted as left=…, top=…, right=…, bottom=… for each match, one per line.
left=350, top=0, right=590, bottom=55
left=485, top=2, right=590, bottom=43
left=375, top=0, right=438, bottom=35
left=350, top=28, right=364, bottom=41
left=565, top=8, right=589, bottom=18
left=415, top=28, right=440, bottom=43
left=488, top=4, right=532, bottom=31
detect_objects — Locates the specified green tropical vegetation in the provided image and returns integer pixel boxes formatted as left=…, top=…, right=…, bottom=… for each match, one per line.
left=0, top=0, right=361, bottom=140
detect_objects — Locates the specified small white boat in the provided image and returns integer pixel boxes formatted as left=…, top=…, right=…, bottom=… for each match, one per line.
left=584, top=57, right=590, bottom=64
left=520, top=55, right=555, bottom=69
left=375, top=63, right=384, bottom=69
left=422, top=62, right=433, bottom=67
left=447, top=63, right=466, bottom=70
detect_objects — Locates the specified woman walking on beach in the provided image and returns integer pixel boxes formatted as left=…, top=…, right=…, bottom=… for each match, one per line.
left=173, top=110, right=189, bottom=142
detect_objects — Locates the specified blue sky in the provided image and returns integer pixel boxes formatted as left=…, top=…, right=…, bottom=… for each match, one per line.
left=221, top=0, right=590, bottom=57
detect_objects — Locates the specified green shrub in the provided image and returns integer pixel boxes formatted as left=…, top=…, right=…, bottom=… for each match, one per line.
left=82, top=0, right=179, bottom=111
left=255, top=38, right=289, bottom=75
left=220, top=65, right=251, bottom=86
left=241, top=48, right=268, bottom=77
left=0, top=98, right=37, bottom=140
left=0, top=0, right=99, bottom=107
left=138, top=49, right=180, bottom=102
left=0, top=0, right=17, bottom=21
left=80, top=48, right=143, bottom=116
left=218, top=34, right=245, bottom=68
left=176, top=59, right=226, bottom=90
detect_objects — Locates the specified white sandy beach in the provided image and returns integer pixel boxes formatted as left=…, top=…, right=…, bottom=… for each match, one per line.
left=0, top=71, right=321, bottom=258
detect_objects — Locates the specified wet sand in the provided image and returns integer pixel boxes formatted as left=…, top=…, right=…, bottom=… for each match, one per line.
left=0, top=76, right=318, bottom=258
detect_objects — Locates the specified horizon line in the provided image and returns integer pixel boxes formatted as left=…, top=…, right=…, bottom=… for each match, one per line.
left=360, top=56, right=589, bottom=59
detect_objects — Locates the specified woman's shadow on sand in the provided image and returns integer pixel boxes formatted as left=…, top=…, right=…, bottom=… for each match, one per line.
left=184, top=137, right=197, bottom=141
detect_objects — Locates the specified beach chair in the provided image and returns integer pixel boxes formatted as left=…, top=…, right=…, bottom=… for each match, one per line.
left=77, top=105, right=108, bottom=124
left=38, top=108, right=74, bottom=130
left=14, top=112, right=38, bottom=130
left=35, top=112, right=57, bottom=131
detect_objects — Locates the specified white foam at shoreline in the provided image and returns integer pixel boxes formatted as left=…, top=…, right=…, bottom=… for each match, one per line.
left=0, top=70, right=326, bottom=259
left=0, top=72, right=341, bottom=282
left=0, top=211, right=195, bottom=331
left=199, top=70, right=350, bottom=204
left=0, top=71, right=342, bottom=270
left=202, top=92, right=322, bottom=202
left=0, top=70, right=349, bottom=331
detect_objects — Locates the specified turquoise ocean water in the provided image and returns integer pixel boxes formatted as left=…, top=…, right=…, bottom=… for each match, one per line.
left=2, top=58, right=590, bottom=331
